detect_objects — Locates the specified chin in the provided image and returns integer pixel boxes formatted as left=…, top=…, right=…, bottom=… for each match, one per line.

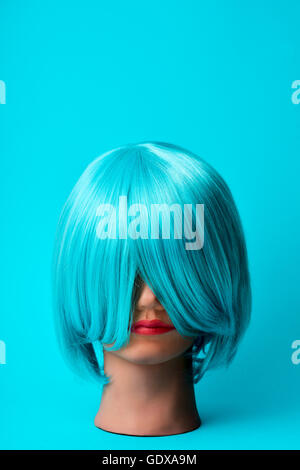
left=122, top=345, right=171, bottom=364
left=120, top=341, right=190, bottom=365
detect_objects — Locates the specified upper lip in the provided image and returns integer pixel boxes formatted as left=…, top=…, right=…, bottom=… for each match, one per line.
left=132, top=319, right=175, bottom=329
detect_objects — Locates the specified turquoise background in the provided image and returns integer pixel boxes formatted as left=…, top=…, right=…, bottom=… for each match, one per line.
left=1, top=0, right=300, bottom=449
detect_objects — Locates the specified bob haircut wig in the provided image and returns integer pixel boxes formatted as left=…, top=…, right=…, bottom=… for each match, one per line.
left=52, top=142, right=251, bottom=384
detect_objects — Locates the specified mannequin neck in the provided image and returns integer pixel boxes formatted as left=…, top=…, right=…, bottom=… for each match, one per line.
left=94, top=351, right=201, bottom=436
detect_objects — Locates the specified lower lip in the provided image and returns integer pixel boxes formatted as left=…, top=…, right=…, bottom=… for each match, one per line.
left=131, top=326, right=175, bottom=335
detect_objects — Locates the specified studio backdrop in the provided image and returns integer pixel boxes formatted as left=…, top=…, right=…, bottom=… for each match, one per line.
left=0, top=0, right=300, bottom=450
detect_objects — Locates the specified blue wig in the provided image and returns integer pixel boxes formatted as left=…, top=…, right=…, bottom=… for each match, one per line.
left=52, top=142, right=251, bottom=383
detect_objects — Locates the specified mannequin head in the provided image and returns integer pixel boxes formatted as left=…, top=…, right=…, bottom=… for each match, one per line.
left=52, top=142, right=251, bottom=385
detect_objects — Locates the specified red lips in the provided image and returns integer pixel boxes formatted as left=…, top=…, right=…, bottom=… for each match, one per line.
left=131, top=319, right=175, bottom=335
